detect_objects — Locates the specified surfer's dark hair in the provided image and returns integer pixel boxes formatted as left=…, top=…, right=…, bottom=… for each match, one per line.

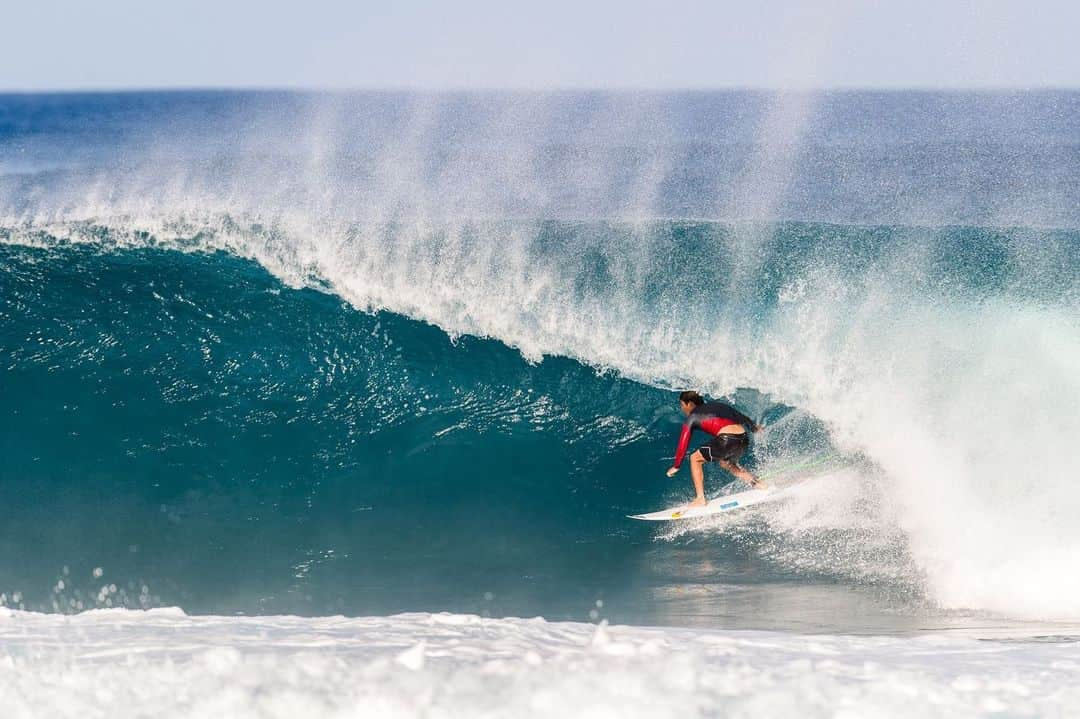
left=679, top=391, right=704, bottom=406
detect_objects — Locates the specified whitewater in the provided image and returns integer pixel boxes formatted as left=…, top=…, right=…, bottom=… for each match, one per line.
left=5, top=608, right=1080, bottom=719
left=1, top=90, right=1079, bottom=716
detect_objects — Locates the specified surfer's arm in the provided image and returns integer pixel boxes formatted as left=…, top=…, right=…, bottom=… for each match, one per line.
left=670, top=423, right=693, bottom=470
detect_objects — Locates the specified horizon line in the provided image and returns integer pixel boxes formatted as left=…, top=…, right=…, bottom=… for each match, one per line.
left=1, top=83, right=1078, bottom=96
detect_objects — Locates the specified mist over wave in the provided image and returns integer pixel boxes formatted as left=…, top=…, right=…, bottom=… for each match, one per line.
left=1, top=91, right=1079, bottom=623
left=2, top=90, right=1077, bottom=227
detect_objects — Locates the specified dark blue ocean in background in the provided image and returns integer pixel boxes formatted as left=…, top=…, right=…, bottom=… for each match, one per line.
left=1, top=91, right=1078, bottom=630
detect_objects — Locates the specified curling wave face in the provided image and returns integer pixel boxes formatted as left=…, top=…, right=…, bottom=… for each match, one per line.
left=1, top=92, right=1079, bottom=624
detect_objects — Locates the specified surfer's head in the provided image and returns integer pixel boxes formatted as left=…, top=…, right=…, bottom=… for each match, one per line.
left=678, top=390, right=704, bottom=415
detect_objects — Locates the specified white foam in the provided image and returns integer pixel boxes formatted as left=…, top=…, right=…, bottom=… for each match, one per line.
left=0, top=608, right=1076, bottom=718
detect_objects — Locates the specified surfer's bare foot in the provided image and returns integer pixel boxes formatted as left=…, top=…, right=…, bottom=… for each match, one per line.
left=687, top=497, right=707, bottom=508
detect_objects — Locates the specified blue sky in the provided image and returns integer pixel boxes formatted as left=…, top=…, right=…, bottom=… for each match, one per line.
left=3, top=0, right=1078, bottom=90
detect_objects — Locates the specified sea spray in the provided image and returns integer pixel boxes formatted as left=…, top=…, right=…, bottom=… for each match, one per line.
left=2, top=91, right=1078, bottom=624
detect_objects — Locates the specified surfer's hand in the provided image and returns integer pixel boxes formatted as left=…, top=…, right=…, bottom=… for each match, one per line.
left=666, top=467, right=678, bottom=478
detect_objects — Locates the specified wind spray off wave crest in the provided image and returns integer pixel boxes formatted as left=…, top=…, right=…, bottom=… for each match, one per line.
left=2, top=91, right=1079, bottom=621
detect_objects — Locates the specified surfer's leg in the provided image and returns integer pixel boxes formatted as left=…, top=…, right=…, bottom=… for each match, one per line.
left=719, top=460, right=766, bottom=489
left=715, top=433, right=765, bottom=488
left=688, top=450, right=708, bottom=506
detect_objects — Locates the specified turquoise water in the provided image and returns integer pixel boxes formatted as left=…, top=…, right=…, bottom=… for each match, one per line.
left=0, top=237, right=830, bottom=621
left=1, top=92, right=1078, bottom=630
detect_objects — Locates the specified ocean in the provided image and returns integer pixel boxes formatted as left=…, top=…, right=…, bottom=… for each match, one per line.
left=1, top=90, right=1078, bottom=716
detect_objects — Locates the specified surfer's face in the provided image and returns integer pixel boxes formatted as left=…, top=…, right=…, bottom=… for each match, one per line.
left=679, top=400, right=694, bottom=415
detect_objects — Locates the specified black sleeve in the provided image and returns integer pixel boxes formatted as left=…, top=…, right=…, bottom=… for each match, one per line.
left=731, top=406, right=756, bottom=428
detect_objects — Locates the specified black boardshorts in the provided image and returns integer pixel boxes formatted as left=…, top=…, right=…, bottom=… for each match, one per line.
left=699, top=432, right=749, bottom=464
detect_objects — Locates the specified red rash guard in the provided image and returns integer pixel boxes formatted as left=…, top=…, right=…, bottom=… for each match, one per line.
left=672, top=402, right=756, bottom=468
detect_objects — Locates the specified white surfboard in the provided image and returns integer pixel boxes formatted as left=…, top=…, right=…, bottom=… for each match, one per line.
left=628, top=486, right=779, bottom=521
left=629, top=450, right=848, bottom=522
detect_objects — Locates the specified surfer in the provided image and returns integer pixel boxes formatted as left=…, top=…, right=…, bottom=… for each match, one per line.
left=666, top=391, right=765, bottom=506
